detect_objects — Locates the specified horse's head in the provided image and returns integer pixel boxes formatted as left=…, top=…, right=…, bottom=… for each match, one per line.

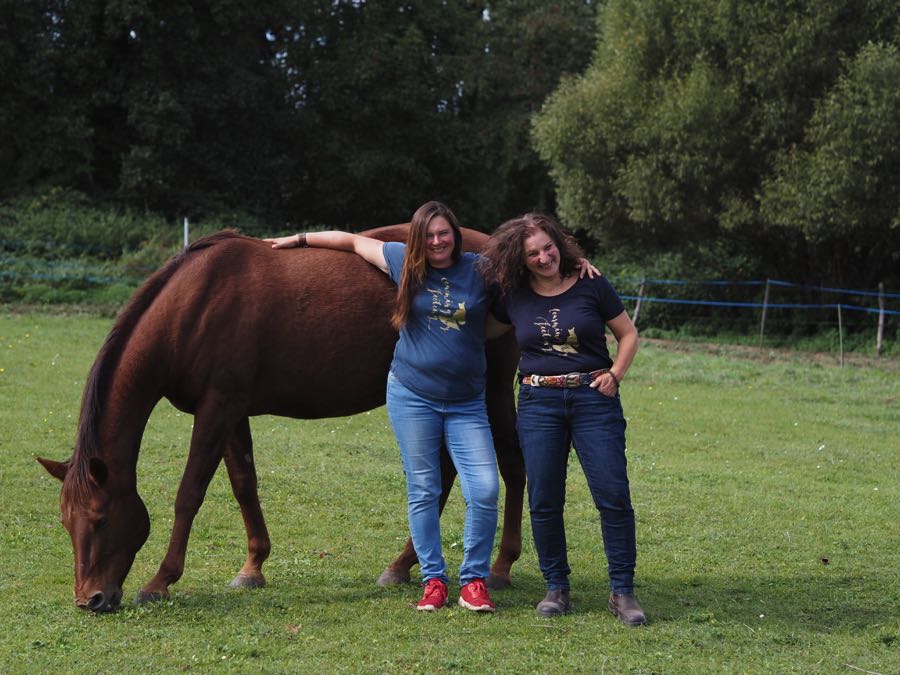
left=38, top=456, right=150, bottom=612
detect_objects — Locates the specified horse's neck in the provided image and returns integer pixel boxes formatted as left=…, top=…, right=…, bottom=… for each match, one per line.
left=90, top=347, right=164, bottom=474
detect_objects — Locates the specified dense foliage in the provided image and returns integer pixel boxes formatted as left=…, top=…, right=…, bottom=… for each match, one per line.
left=533, top=0, right=900, bottom=288
left=1, top=0, right=898, bottom=293
left=0, top=0, right=596, bottom=229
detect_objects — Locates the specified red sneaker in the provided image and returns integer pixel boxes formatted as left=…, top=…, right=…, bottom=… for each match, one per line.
left=458, top=579, right=496, bottom=612
left=416, top=578, right=448, bottom=611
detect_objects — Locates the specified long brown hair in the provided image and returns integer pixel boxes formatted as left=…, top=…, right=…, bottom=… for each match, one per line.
left=391, top=201, right=463, bottom=330
left=477, top=213, right=584, bottom=296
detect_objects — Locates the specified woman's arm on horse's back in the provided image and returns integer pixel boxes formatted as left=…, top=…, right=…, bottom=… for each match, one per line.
left=265, top=231, right=389, bottom=274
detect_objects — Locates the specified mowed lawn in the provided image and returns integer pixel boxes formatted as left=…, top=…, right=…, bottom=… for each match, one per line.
left=0, top=313, right=897, bottom=674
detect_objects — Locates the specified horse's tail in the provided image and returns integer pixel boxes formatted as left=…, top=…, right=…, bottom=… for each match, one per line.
left=69, top=231, right=245, bottom=489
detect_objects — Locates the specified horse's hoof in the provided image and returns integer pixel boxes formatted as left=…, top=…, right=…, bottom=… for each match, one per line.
left=136, top=589, right=169, bottom=604
left=229, top=573, right=265, bottom=589
left=486, top=573, right=511, bottom=590
left=376, top=568, right=411, bottom=586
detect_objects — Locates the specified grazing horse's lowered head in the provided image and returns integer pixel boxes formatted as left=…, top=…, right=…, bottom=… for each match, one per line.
left=39, top=457, right=150, bottom=611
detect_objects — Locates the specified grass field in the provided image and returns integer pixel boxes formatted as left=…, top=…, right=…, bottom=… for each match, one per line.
left=0, top=313, right=897, bottom=674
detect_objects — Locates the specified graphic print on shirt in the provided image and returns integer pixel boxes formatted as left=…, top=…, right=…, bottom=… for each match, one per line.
left=535, top=308, right=579, bottom=354
left=428, top=277, right=467, bottom=331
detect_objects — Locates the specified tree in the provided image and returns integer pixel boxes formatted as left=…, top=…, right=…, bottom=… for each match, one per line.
left=761, top=42, right=900, bottom=285
left=278, top=0, right=597, bottom=230
left=450, top=0, right=599, bottom=228
left=2, top=0, right=599, bottom=231
left=0, top=1, right=93, bottom=191
left=1, top=0, right=296, bottom=221
left=533, top=0, right=899, bottom=284
left=277, top=1, right=478, bottom=228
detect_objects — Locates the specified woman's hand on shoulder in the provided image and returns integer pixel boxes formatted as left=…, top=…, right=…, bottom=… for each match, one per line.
left=576, top=258, right=602, bottom=279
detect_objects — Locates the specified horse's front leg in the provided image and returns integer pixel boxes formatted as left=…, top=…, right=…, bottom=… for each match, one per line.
left=223, top=417, right=270, bottom=589
left=138, top=403, right=232, bottom=603
left=377, top=447, right=457, bottom=586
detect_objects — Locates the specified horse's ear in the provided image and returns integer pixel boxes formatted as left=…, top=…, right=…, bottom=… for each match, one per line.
left=88, top=457, right=108, bottom=487
left=37, top=457, right=70, bottom=482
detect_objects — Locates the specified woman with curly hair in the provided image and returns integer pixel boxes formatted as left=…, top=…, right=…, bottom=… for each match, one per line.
left=480, top=213, right=646, bottom=626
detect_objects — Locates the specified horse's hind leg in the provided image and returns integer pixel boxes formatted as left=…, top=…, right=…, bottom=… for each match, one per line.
left=377, top=541, right=416, bottom=586
left=223, top=417, right=271, bottom=589
left=377, top=447, right=457, bottom=586
left=487, top=434, right=524, bottom=589
left=485, top=334, right=524, bottom=590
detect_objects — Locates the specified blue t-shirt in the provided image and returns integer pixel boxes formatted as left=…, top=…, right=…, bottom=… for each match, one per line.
left=493, top=276, right=626, bottom=376
left=384, top=242, right=489, bottom=401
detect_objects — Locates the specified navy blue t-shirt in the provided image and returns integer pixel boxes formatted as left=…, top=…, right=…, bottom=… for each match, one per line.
left=383, top=242, right=489, bottom=401
left=493, top=275, right=626, bottom=376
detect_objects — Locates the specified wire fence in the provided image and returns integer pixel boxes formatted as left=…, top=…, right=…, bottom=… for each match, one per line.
left=2, top=238, right=898, bottom=360
left=613, top=276, right=899, bottom=362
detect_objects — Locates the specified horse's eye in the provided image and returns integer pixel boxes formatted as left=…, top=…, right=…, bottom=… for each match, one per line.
left=96, top=518, right=109, bottom=531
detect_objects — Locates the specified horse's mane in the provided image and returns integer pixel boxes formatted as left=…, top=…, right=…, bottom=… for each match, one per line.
left=64, top=231, right=244, bottom=502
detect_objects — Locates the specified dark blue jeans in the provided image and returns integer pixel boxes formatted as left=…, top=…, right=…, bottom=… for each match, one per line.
left=517, top=384, right=636, bottom=594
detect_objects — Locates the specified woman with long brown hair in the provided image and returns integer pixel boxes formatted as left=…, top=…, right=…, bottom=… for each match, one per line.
left=266, top=201, right=499, bottom=613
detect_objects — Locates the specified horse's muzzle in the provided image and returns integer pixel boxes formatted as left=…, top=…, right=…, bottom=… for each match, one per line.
left=76, top=588, right=122, bottom=612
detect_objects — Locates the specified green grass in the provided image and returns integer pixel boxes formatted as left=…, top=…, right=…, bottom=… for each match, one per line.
left=0, top=314, right=897, bottom=673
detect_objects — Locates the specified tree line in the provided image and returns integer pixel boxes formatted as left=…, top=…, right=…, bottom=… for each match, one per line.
left=1, top=0, right=898, bottom=289
left=1, top=1, right=596, bottom=229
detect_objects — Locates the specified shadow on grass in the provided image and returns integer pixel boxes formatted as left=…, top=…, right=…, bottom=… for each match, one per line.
left=115, top=569, right=553, bottom=616
left=110, top=568, right=895, bottom=637
left=634, top=572, right=897, bottom=632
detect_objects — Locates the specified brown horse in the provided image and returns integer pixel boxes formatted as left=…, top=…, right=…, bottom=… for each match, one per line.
left=38, top=226, right=524, bottom=612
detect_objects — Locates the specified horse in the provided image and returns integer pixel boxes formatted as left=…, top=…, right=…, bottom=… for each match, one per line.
left=38, top=226, right=524, bottom=612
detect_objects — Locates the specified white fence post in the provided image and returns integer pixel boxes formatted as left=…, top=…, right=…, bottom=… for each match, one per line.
left=837, top=304, right=844, bottom=367
left=633, top=275, right=646, bottom=326
left=758, top=279, right=770, bottom=348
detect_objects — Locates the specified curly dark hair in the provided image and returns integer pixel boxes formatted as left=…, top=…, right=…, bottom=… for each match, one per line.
left=478, top=213, right=584, bottom=296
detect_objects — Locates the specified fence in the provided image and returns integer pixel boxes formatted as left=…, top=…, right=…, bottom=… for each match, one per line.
left=2, top=236, right=898, bottom=360
left=617, top=276, right=899, bottom=362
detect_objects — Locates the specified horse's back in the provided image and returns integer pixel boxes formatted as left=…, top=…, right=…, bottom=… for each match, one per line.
left=140, top=233, right=397, bottom=418
left=127, top=226, right=494, bottom=419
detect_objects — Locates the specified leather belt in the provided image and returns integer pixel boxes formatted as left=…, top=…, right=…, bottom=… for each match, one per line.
left=521, top=369, right=609, bottom=388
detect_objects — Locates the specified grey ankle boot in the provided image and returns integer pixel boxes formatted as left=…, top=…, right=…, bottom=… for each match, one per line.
left=608, top=592, right=647, bottom=626
left=536, top=589, right=571, bottom=617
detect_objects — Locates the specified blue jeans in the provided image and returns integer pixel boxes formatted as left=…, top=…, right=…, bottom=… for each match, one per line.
left=517, top=384, right=636, bottom=595
left=386, top=372, right=499, bottom=585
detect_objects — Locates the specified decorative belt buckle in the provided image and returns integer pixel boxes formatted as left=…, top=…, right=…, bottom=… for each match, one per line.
left=565, top=372, right=581, bottom=387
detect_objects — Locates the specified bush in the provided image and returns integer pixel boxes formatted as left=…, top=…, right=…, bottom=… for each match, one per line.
left=0, top=188, right=171, bottom=259
left=0, top=191, right=276, bottom=306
